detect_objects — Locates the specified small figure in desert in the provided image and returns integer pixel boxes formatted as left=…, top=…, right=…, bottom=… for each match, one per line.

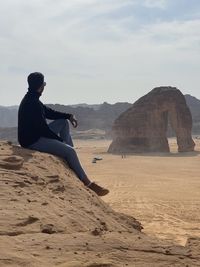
left=18, top=72, right=109, bottom=196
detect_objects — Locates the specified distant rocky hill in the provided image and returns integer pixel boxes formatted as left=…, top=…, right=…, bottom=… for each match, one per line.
left=0, top=102, right=131, bottom=130
left=184, top=94, right=200, bottom=134
left=0, top=106, right=18, bottom=127
left=47, top=102, right=132, bottom=131
left=0, top=95, right=200, bottom=143
left=0, top=102, right=132, bottom=143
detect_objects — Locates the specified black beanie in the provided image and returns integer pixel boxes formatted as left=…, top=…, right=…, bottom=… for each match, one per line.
left=27, top=72, right=44, bottom=91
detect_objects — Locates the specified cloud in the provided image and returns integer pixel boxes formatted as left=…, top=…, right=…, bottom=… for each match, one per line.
left=0, top=0, right=200, bottom=105
left=143, top=0, right=167, bottom=9
left=140, top=19, right=200, bottom=46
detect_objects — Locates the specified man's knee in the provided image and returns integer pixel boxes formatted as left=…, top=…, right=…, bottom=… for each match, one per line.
left=57, top=118, right=66, bottom=123
left=56, top=118, right=69, bottom=128
left=67, top=145, right=75, bottom=153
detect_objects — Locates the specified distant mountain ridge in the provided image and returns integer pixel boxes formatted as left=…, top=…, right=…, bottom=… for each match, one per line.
left=47, top=102, right=132, bottom=131
left=0, top=106, right=18, bottom=127
left=185, top=94, right=200, bottom=122
left=0, top=102, right=132, bottom=129
left=1, top=95, right=200, bottom=143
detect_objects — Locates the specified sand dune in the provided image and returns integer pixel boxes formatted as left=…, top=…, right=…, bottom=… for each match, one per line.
left=0, top=140, right=200, bottom=266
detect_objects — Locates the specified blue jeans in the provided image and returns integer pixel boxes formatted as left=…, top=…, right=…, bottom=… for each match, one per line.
left=28, top=119, right=87, bottom=182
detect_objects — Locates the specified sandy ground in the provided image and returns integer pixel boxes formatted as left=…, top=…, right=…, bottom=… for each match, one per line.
left=75, top=138, right=200, bottom=246
left=1, top=139, right=200, bottom=266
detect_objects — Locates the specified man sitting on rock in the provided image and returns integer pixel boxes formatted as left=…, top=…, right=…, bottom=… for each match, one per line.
left=18, top=72, right=109, bottom=196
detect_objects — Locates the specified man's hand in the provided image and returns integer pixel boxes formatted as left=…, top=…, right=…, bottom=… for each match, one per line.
left=69, top=114, right=78, bottom=128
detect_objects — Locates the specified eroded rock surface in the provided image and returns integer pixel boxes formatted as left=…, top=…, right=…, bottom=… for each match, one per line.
left=108, top=87, right=195, bottom=153
left=0, top=141, right=199, bottom=267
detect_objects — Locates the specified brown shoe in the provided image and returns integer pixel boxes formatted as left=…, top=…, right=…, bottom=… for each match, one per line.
left=88, top=182, right=109, bottom=196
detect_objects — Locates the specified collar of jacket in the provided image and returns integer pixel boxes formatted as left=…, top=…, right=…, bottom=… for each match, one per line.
left=27, top=88, right=41, bottom=99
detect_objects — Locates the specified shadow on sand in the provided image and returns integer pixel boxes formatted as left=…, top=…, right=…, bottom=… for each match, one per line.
left=105, top=150, right=200, bottom=158
left=11, top=144, right=36, bottom=163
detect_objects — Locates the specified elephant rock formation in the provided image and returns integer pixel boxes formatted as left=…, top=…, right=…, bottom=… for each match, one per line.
left=108, top=87, right=195, bottom=153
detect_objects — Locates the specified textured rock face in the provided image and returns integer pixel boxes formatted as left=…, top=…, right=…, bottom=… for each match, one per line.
left=1, top=141, right=200, bottom=267
left=108, top=87, right=195, bottom=153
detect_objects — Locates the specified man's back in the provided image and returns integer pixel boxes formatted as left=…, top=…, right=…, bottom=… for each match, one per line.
left=18, top=89, right=70, bottom=148
left=18, top=91, right=42, bottom=147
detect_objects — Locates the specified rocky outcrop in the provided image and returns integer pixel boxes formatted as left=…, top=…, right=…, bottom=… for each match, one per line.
left=108, top=87, right=195, bottom=153
left=0, top=141, right=142, bottom=238
left=1, top=141, right=200, bottom=266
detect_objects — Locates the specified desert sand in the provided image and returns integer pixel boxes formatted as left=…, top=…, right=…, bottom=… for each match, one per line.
left=0, top=139, right=200, bottom=266
left=77, top=138, right=200, bottom=246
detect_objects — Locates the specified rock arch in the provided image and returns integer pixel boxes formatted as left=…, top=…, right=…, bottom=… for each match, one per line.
left=108, top=87, right=195, bottom=153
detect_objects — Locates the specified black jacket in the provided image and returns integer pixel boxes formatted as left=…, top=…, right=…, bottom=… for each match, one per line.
left=18, top=90, right=71, bottom=147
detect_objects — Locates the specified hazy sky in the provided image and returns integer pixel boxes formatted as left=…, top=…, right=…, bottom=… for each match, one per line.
left=0, top=0, right=200, bottom=106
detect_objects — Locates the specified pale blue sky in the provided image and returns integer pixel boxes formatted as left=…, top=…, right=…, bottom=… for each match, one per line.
left=0, top=0, right=200, bottom=105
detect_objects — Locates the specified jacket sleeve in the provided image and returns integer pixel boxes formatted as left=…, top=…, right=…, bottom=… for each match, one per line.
left=43, top=104, right=72, bottom=120
left=33, top=102, right=63, bottom=142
